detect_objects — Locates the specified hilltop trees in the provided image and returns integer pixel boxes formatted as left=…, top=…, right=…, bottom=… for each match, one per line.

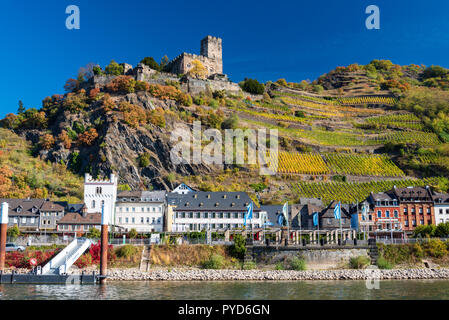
left=240, top=78, right=265, bottom=95
left=105, top=60, right=124, bottom=76
left=188, top=60, right=208, bottom=79
left=141, top=57, right=161, bottom=71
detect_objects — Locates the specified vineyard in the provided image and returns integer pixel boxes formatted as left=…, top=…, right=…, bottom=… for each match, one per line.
left=324, top=153, right=404, bottom=177
left=418, top=154, right=449, bottom=170
left=337, top=96, right=397, bottom=106
left=265, top=151, right=404, bottom=177
left=292, top=177, right=446, bottom=204
left=364, top=113, right=425, bottom=130
left=373, top=131, right=441, bottom=146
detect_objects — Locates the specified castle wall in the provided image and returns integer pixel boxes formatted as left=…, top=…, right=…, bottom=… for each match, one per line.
left=181, top=77, right=241, bottom=95
left=168, top=53, right=222, bottom=77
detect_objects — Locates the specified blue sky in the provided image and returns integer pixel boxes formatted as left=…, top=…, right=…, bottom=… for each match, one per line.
left=0, top=0, right=448, bottom=118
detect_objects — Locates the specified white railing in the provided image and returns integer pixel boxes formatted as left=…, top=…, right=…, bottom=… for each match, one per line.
left=42, top=238, right=91, bottom=275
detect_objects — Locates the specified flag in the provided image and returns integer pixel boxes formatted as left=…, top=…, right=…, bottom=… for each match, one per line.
left=277, top=213, right=284, bottom=226
left=362, top=202, right=368, bottom=218
left=313, top=212, right=319, bottom=227
left=244, top=202, right=253, bottom=226
left=282, top=202, right=289, bottom=227
left=334, top=201, right=341, bottom=220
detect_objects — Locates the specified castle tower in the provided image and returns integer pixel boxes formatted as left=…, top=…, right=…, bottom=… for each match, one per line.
left=200, top=35, right=223, bottom=74
left=84, top=173, right=118, bottom=226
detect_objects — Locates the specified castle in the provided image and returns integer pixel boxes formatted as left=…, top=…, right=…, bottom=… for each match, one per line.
left=166, top=35, right=223, bottom=77
left=93, top=35, right=241, bottom=95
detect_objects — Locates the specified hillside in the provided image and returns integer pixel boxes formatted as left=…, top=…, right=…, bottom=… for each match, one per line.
left=1, top=59, right=449, bottom=205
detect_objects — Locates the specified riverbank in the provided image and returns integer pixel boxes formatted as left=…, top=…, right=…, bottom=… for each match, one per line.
left=98, top=267, right=449, bottom=281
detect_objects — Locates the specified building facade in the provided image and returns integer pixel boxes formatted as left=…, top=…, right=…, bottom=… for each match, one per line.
left=84, top=173, right=117, bottom=226
left=431, top=192, right=449, bottom=224
left=168, top=192, right=264, bottom=232
left=369, top=191, right=402, bottom=233
left=115, top=190, right=166, bottom=233
left=57, top=205, right=101, bottom=234
left=393, top=186, right=434, bottom=232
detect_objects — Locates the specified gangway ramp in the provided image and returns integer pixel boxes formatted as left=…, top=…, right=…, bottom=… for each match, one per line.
left=42, top=238, right=92, bottom=275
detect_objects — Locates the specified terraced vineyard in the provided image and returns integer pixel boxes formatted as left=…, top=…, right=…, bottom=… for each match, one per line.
left=364, top=113, right=425, bottom=130
left=266, top=152, right=330, bottom=175
left=292, top=177, right=446, bottom=204
left=325, top=153, right=404, bottom=177
left=373, top=131, right=441, bottom=146
left=265, top=151, right=404, bottom=176
left=337, top=96, right=397, bottom=106
left=418, top=154, right=449, bottom=170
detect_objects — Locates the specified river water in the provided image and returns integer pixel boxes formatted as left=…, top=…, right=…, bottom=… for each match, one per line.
left=1, top=280, right=449, bottom=300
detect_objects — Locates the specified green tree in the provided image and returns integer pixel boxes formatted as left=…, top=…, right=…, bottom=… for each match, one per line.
left=160, top=55, right=170, bottom=72
left=105, top=60, right=124, bottom=76
left=128, top=228, right=138, bottom=239
left=435, top=222, right=449, bottom=238
left=87, top=227, right=101, bottom=239
left=7, top=225, right=20, bottom=240
left=141, top=57, right=161, bottom=71
left=18, top=100, right=25, bottom=114
left=221, top=114, right=239, bottom=130
left=229, top=234, right=246, bottom=260
left=240, top=78, right=265, bottom=95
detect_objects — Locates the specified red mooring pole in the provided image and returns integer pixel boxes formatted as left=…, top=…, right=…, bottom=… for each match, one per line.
left=100, top=204, right=109, bottom=284
left=0, top=202, right=9, bottom=271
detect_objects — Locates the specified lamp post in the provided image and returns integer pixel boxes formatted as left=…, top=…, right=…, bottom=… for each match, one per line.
left=0, top=202, right=9, bottom=271
left=100, top=204, right=109, bottom=284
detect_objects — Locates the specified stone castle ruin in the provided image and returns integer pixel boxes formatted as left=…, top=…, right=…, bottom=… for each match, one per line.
left=92, top=35, right=241, bottom=95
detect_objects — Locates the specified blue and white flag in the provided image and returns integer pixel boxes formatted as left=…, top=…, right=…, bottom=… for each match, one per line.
left=282, top=202, right=289, bottom=227
left=244, top=202, right=253, bottom=226
left=313, top=212, right=319, bottom=227
left=361, top=202, right=368, bottom=218
left=277, top=213, right=284, bottom=226
left=334, top=201, right=341, bottom=220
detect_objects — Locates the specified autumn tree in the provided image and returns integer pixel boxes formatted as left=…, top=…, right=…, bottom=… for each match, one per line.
left=57, top=130, right=72, bottom=149
left=101, top=93, right=115, bottom=113
left=39, top=134, right=55, bottom=150
left=106, top=75, right=136, bottom=93
left=105, top=60, right=123, bottom=76
left=77, top=128, right=99, bottom=146
left=0, top=165, right=13, bottom=197
left=188, top=60, right=208, bottom=79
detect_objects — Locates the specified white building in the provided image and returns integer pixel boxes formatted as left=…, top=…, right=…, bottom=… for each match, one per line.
left=432, top=192, right=449, bottom=224
left=84, top=173, right=117, bottom=226
left=167, top=191, right=265, bottom=232
left=115, top=191, right=166, bottom=233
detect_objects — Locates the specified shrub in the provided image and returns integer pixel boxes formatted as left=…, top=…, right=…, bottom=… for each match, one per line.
left=240, top=78, right=265, bottom=95
left=118, top=101, right=147, bottom=128
left=289, top=256, right=306, bottom=271
left=202, top=254, right=226, bottom=269
left=77, top=128, right=98, bottom=146
left=106, top=75, right=136, bottom=93
left=105, top=60, right=123, bottom=76
left=115, top=245, right=140, bottom=259
left=7, top=225, right=20, bottom=239
left=242, top=261, right=256, bottom=270
left=229, top=234, right=246, bottom=260
left=138, top=153, right=151, bottom=167
left=74, top=253, right=92, bottom=269
left=57, top=131, right=72, bottom=149
left=221, top=114, right=239, bottom=130
left=128, top=228, right=138, bottom=239
left=140, top=57, right=161, bottom=71
left=62, top=92, right=89, bottom=113
left=86, top=227, right=101, bottom=239
left=188, top=60, right=208, bottom=79
left=275, top=262, right=284, bottom=270
left=423, top=239, right=448, bottom=258
left=349, top=256, right=370, bottom=269
left=377, top=256, right=394, bottom=269
left=39, top=134, right=55, bottom=150
left=135, top=80, right=150, bottom=92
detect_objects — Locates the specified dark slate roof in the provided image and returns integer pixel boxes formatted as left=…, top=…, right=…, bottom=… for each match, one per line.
left=117, top=190, right=166, bottom=202
left=432, top=192, right=449, bottom=204
left=171, top=192, right=259, bottom=212
left=57, top=212, right=101, bottom=225
left=321, top=201, right=352, bottom=219
left=393, top=186, right=432, bottom=201
left=66, top=203, right=86, bottom=213
left=0, top=198, right=62, bottom=217
left=370, top=190, right=397, bottom=202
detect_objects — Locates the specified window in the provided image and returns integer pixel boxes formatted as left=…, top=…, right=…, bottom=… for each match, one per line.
left=405, top=220, right=409, bottom=226
left=30, top=218, right=35, bottom=224
left=119, top=218, right=122, bottom=223
left=132, top=218, right=135, bottom=223
left=153, top=207, right=156, bottom=212
left=141, top=217, right=144, bottom=224
left=233, top=212, right=238, bottom=219
left=254, top=212, right=259, bottom=219
left=394, top=210, right=398, bottom=218
left=96, top=187, right=102, bottom=194
left=126, top=207, right=129, bottom=212
left=147, top=217, right=150, bottom=223
left=152, top=218, right=156, bottom=224
left=377, top=211, right=381, bottom=218
left=419, top=208, right=423, bottom=214
left=427, top=208, right=431, bottom=214
left=196, top=212, right=200, bottom=218
left=101, top=200, right=105, bottom=208
left=386, top=210, right=390, bottom=218
left=92, top=200, right=96, bottom=209
left=22, top=218, right=26, bottom=224
left=403, top=208, right=408, bottom=214
left=420, top=219, right=424, bottom=225
left=132, top=207, right=135, bottom=212
left=125, top=218, right=129, bottom=223
left=412, top=220, right=416, bottom=226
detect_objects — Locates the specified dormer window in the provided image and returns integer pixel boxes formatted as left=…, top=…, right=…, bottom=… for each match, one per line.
left=194, top=194, right=198, bottom=199
left=215, top=202, right=219, bottom=207
left=231, top=203, right=235, bottom=207
left=200, top=202, right=204, bottom=207
left=185, top=202, right=190, bottom=207
left=223, top=195, right=227, bottom=199
left=236, top=195, right=240, bottom=199
left=207, top=194, right=211, bottom=199
left=16, top=206, right=22, bottom=213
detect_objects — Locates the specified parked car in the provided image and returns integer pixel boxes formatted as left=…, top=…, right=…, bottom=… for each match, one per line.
left=5, top=243, right=25, bottom=252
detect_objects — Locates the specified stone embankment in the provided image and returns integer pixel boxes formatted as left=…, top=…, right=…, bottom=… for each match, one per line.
left=105, top=268, right=449, bottom=281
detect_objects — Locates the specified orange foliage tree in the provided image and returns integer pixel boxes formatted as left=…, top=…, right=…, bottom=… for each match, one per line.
left=106, top=75, right=136, bottom=93
left=57, top=130, right=72, bottom=149
left=77, top=128, right=99, bottom=146
left=39, top=134, right=55, bottom=150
